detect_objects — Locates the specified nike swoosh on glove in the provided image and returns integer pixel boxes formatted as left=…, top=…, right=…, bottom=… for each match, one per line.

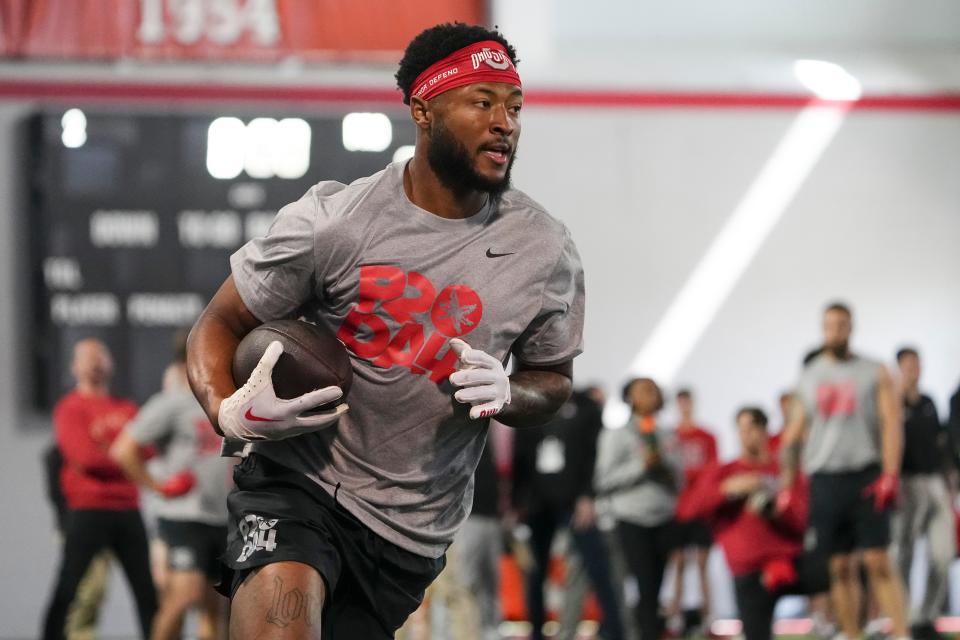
left=448, top=338, right=511, bottom=420
left=218, top=340, right=348, bottom=441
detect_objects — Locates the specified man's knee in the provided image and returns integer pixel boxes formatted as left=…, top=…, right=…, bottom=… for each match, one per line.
left=162, top=571, right=207, bottom=611
left=862, top=549, right=894, bottom=580
left=828, top=554, right=855, bottom=582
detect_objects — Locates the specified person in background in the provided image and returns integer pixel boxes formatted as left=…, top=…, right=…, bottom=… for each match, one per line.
left=780, top=348, right=835, bottom=640
left=595, top=377, right=679, bottom=640
left=42, top=442, right=111, bottom=640
left=449, top=429, right=505, bottom=640
left=514, top=388, right=625, bottom=640
left=559, top=384, right=640, bottom=640
left=111, top=340, right=232, bottom=640
left=679, top=407, right=813, bottom=640
left=948, top=381, right=960, bottom=480
left=780, top=303, right=909, bottom=640
left=890, top=347, right=956, bottom=640
left=41, top=339, right=157, bottom=640
left=667, top=388, right=718, bottom=634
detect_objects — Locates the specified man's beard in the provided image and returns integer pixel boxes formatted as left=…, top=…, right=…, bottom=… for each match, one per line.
left=825, top=342, right=850, bottom=359
left=426, top=120, right=515, bottom=201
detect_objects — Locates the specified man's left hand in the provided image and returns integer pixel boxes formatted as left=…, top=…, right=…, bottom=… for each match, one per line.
left=449, top=339, right=511, bottom=419
left=862, top=472, right=899, bottom=512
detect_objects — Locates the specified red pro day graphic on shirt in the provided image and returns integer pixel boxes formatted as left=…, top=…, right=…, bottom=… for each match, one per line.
left=816, top=381, right=858, bottom=418
left=336, top=265, right=483, bottom=383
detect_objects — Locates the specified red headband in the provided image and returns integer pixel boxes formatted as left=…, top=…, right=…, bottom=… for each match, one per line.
left=410, top=40, right=521, bottom=101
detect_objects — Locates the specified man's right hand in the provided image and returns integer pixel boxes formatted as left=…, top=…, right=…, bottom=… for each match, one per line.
left=218, top=341, right=348, bottom=441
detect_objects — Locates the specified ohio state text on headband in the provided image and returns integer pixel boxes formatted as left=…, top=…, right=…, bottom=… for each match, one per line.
left=410, top=40, right=522, bottom=102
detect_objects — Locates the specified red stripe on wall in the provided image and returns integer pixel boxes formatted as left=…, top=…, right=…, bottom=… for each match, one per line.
left=1, top=79, right=959, bottom=111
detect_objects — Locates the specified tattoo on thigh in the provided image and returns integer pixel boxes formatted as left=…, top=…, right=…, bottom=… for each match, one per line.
left=265, top=575, right=322, bottom=628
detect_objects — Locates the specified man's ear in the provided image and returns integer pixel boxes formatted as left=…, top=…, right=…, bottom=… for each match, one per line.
left=410, top=96, right=432, bottom=131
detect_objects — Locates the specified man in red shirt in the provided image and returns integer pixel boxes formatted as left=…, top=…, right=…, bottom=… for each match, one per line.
left=41, top=339, right=157, bottom=640
left=668, top=388, right=718, bottom=630
left=678, top=407, right=818, bottom=640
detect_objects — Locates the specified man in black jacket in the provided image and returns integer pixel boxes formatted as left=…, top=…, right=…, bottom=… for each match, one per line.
left=513, top=389, right=624, bottom=640
left=891, top=347, right=957, bottom=640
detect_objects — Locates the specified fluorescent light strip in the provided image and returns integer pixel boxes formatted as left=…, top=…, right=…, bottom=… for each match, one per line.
left=605, top=62, right=860, bottom=428
left=627, top=103, right=853, bottom=385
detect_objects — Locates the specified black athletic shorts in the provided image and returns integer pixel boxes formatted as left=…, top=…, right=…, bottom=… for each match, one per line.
left=808, top=464, right=891, bottom=556
left=675, top=518, right=713, bottom=549
left=158, top=518, right=227, bottom=582
left=734, top=552, right=828, bottom=640
left=219, top=453, right=445, bottom=638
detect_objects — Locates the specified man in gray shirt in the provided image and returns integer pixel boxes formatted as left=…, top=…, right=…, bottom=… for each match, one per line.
left=780, top=302, right=908, bottom=640
left=111, top=352, right=233, bottom=640
left=186, top=23, right=584, bottom=640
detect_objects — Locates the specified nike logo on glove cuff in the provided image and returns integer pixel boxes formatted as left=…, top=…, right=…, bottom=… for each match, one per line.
left=244, top=408, right=280, bottom=422
left=485, top=249, right=515, bottom=258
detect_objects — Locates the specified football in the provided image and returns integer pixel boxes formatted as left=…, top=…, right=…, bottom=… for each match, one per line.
left=232, top=319, right=352, bottom=403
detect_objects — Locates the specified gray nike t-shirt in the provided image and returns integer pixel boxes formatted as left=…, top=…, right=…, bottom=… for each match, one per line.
left=128, top=389, right=232, bottom=525
left=796, top=353, right=883, bottom=474
left=230, top=161, right=585, bottom=558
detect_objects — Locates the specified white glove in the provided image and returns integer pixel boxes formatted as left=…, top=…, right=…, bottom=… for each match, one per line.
left=448, top=338, right=511, bottom=419
left=218, top=341, right=348, bottom=441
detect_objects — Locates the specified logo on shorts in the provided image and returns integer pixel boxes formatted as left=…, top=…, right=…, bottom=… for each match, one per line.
left=237, top=514, right=279, bottom=562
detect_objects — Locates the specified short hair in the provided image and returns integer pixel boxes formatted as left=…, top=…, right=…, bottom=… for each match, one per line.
left=676, top=388, right=692, bottom=400
left=824, top=301, right=852, bottom=318
left=395, top=23, right=519, bottom=105
left=896, top=346, right=919, bottom=363
left=736, top=406, right=769, bottom=429
left=621, top=377, right=664, bottom=412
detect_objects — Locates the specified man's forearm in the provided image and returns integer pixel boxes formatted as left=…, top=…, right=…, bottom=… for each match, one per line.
left=780, top=438, right=803, bottom=486
left=109, top=433, right=160, bottom=492
left=187, top=276, right=263, bottom=434
left=881, top=417, right=902, bottom=476
left=186, top=311, right=245, bottom=435
left=497, top=369, right=572, bottom=428
left=876, top=366, right=903, bottom=476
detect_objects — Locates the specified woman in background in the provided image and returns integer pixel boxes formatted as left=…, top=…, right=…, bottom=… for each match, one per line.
left=595, top=378, right=680, bottom=640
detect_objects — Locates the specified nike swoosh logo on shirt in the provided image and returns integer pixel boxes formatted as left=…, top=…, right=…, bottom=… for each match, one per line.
left=244, top=408, right=280, bottom=422
left=485, top=249, right=515, bottom=258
